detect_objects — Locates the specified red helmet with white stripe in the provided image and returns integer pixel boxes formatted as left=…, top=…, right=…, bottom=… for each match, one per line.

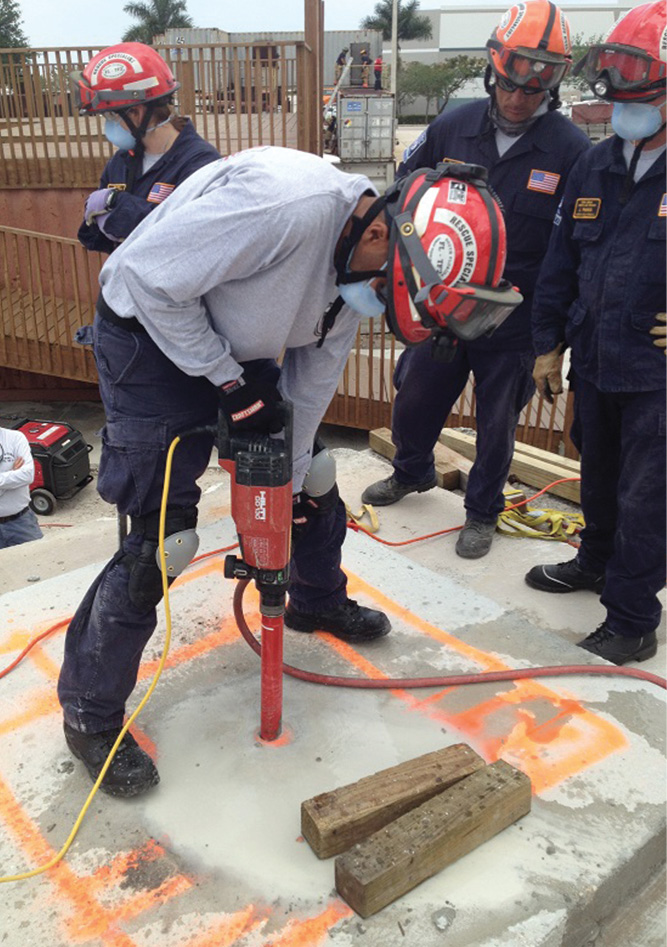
left=574, top=2, right=667, bottom=102
left=384, top=163, right=523, bottom=345
left=71, top=42, right=180, bottom=114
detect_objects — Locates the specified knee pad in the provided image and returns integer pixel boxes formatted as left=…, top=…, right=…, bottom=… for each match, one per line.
left=125, top=507, right=199, bottom=612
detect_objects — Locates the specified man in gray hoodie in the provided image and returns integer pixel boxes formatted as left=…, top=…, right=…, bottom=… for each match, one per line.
left=57, top=146, right=394, bottom=797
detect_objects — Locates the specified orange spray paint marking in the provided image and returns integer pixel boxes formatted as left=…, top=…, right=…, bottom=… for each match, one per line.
left=0, top=773, right=137, bottom=947
left=332, top=573, right=629, bottom=793
left=255, top=725, right=294, bottom=747
left=264, top=901, right=353, bottom=946
left=87, top=839, right=166, bottom=890
left=0, top=689, right=60, bottom=736
left=180, top=906, right=266, bottom=947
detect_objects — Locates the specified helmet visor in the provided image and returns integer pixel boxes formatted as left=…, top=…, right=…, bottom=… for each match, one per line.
left=390, top=279, right=523, bottom=344
left=426, top=280, right=523, bottom=341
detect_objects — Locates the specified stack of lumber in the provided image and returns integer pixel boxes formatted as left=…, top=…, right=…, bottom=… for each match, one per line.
left=368, top=427, right=580, bottom=504
left=438, top=430, right=581, bottom=504
left=301, top=744, right=532, bottom=917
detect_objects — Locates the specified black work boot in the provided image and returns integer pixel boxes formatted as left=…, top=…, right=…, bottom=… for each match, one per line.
left=525, top=558, right=605, bottom=594
left=361, top=473, right=437, bottom=507
left=285, top=599, right=391, bottom=641
left=455, top=518, right=497, bottom=559
left=64, top=722, right=160, bottom=798
left=578, top=623, right=658, bottom=665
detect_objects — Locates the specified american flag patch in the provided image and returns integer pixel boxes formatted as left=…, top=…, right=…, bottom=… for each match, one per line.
left=527, top=169, right=561, bottom=194
left=659, top=194, right=667, bottom=217
left=146, top=182, right=175, bottom=204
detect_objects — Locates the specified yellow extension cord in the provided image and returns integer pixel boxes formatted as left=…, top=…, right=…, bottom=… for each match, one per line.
left=0, top=435, right=182, bottom=883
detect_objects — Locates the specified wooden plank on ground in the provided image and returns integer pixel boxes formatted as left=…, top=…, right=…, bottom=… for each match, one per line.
left=301, top=743, right=485, bottom=859
left=368, top=427, right=460, bottom=491
left=511, top=439, right=581, bottom=473
left=335, top=760, right=532, bottom=917
left=439, top=429, right=581, bottom=504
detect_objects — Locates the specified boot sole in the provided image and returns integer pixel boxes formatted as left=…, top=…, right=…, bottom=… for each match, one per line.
left=65, top=734, right=160, bottom=798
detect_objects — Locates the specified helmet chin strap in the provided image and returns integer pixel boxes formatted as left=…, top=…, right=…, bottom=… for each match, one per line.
left=334, top=195, right=388, bottom=284
left=120, top=103, right=157, bottom=190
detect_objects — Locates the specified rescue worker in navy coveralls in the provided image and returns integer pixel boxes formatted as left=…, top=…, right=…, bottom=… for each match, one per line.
left=74, top=43, right=219, bottom=255
left=56, top=148, right=517, bottom=797
left=362, top=0, right=591, bottom=559
left=526, top=1, right=666, bottom=666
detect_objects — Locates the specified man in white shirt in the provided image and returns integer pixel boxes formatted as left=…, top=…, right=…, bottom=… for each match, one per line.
left=0, top=426, right=43, bottom=548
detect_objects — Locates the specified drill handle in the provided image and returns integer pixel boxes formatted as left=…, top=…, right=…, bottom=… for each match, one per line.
left=217, top=400, right=293, bottom=465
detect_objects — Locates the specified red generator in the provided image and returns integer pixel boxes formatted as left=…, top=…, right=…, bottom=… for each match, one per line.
left=9, top=418, right=93, bottom=516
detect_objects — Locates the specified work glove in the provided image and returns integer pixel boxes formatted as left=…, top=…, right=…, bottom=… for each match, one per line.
left=649, top=312, right=666, bottom=356
left=84, top=189, right=120, bottom=241
left=218, top=377, right=283, bottom=434
left=533, top=344, right=564, bottom=404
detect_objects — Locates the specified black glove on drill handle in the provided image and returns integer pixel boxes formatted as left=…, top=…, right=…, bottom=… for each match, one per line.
left=219, top=377, right=283, bottom=434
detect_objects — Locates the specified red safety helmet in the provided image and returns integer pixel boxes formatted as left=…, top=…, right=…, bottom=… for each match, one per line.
left=487, top=0, right=572, bottom=91
left=574, top=2, right=667, bottom=102
left=384, top=163, right=523, bottom=345
left=71, top=42, right=180, bottom=114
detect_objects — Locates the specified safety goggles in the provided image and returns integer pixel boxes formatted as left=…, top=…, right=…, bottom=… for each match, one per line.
left=495, top=74, right=545, bottom=95
left=411, top=279, right=523, bottom=342
left=488, top=42, right=570, bottom=90
left=574, top=44, right=666, bottom=94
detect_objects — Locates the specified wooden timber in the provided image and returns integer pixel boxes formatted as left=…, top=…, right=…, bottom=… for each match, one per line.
left=439, top=429, right=581, bottom=504
left=301, top=743, right=485, bottom=859
left=335, top=760, right=532, bottom=918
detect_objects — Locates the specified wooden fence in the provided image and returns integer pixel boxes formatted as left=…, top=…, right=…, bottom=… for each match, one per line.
left=0, top=41, right=317, bottom=188
left=0, top=226, right=100, bottom=381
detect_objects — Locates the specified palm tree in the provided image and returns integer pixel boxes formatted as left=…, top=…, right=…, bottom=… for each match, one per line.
left=361, top=0, right=432, bottom=46
left=122, top=0, right=194, bottom=45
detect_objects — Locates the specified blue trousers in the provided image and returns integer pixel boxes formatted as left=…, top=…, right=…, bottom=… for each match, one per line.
left=0, top=507, right=43, bottom=548
left=570, top=374, right=665, bottom=638
left=391, top=341, right=535, bottom=521
left=58, top=314, right=346, bottom=733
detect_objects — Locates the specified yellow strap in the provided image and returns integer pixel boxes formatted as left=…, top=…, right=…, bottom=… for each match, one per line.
left=497, top=505, right=584, bottom=542
left=345, top=502, right=380, bottom=533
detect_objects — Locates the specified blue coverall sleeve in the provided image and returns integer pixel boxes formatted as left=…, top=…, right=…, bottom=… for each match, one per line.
left=77, top=164, right=118, bottom=254
left=531, top=158, right=586, bottom=356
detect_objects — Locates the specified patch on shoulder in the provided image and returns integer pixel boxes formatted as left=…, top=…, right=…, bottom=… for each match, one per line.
left=402, top=129, right=427, bottom=162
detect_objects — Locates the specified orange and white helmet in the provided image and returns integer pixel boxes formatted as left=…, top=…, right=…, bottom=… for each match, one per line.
left=487, top=0, right=572, bottom=92
left=574, top=2, right=667, bottom=102
left=384, top=163, right=523, bottom=345
left=71, top=42, right=180, bottom=114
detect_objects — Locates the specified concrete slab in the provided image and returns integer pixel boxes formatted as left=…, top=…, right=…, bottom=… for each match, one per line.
left=0, top=442, right=664, bottom=947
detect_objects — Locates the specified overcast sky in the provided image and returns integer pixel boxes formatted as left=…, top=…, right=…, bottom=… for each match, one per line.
left=20, top=0, right=386, bottom=49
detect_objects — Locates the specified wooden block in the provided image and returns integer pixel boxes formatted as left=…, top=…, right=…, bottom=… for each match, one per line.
left=368, top=428, right=460, bottom=491
left=335, top=760, right=532, bottom=918
left=511, top=439, right=581, bottom=473
left=301, top=743, right=485, bottom=859
left=439, top=430, right=581, bottom=504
